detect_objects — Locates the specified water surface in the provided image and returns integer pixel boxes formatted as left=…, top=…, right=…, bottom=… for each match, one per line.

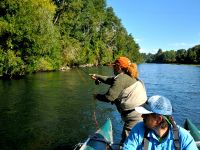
left=0, top=64, right=199, bottom=150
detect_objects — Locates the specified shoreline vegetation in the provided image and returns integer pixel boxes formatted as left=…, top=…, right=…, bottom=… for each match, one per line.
left=142, top=45, right=200, bottom=64
left=0, top=0, right=142, bottom=79
left=0, top=62, right=200, bottom=80
left=0, top=0, right=199, bottom=79
left=59, top=63, right=94, bottom=71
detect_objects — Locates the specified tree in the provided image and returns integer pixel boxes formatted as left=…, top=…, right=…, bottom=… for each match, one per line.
left=142, top=45, right=200, bottom=64
left=162, top=50, right=176, bottom=63
left=176, top=49, right=187, bottom=63
left=188, top=45, right=200, bottom=64
left=186, top=48, right=198, bottom=64
left=0, top=0, right=61, bottom=78
left=54, top=0, right=141, bottom=66
left=154, top=49, right=164, bottom=63
left=0, top=0, right=143, bottom=78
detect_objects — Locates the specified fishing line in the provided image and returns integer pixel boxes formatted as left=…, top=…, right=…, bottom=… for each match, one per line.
left=77, top=68, right=99, bottom=130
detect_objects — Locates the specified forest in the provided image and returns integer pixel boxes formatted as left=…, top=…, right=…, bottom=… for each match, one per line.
left=0, top=0, right=199, bottom=79
left=0, top=0, right=142, bottom=79
left=143, top=44, right=200, bottom=64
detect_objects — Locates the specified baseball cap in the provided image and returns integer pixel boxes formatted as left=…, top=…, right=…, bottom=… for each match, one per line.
left=135, top=95, right=172, bottom=115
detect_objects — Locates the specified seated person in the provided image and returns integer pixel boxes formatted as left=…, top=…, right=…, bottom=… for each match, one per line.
left=123, top=95, right=198, bottom=150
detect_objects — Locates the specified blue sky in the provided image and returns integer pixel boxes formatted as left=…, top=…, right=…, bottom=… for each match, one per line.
left=106, top=0, right=200, bottom=54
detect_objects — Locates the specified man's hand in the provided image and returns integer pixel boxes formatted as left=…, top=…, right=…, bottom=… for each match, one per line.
left=89, top=74, right=101, bottom=85
left=89, top=74, right=97, bottom=80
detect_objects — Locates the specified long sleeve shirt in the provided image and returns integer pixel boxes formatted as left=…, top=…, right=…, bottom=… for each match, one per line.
left=95, top=73, right=136, bottom=102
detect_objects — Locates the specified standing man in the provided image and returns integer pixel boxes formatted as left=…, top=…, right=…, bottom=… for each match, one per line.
left=90, top=56, right=147, bottom=145
left=123, top=95, right=198, bottom=150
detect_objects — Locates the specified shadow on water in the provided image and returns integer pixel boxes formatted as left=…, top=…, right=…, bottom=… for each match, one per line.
left=0, top=65, right=200, bottom=150
left=53, top=144, right=73, bottom=150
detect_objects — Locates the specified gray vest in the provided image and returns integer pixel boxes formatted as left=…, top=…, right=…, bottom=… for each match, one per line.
left=118, top=80, right=147, bottom=111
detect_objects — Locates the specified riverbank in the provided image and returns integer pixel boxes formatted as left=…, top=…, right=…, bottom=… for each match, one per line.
left=59, top=64, right=95, bottom=71
left=1, top=63, right=199, bottom=80
left=0, top=64, right=99, bottom=79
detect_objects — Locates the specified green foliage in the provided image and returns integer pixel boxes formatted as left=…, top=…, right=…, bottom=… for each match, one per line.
left=1, top=49, right=25, bottom=78
left=186, top=47, right=199, bottom=64
left=176, top=49, right=187, bottom=63
left=61, top=37, right=82, bottom=66
left=54, top=0, right=141, bottom=66
left=143, top=45, right=200, bottom=64
left=0, top=0, right=142, bottom=79
left=0, top=0, right=61, bottom=78
left=154, top=49, right=164, bottom=63
left=0, top=49, right=4, bottom=75
left=142, top=53, right=154, bottom=63
left=162, top=50, right=176, bottom=63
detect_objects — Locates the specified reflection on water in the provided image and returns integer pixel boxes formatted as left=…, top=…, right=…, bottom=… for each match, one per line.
left=0, top=64, right=199, bottom=150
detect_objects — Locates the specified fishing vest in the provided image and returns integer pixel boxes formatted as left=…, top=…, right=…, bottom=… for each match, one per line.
left=117, top=80, right=147, bottom=111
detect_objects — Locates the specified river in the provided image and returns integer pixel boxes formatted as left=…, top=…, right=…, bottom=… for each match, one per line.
left=0, top=64, right=199, bottom=150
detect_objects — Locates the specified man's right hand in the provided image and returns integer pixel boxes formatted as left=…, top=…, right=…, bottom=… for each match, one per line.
left=89, top=74, right=101, bottom=85
left=89, top=74, right=97, bottom=80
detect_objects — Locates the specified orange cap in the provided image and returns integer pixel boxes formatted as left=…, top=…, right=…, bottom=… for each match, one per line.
left=114, top=57, right=131, bottom=69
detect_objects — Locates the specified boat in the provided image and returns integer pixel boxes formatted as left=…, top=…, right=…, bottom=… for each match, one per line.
left=74, top=118, right=200, bottom=150
left=74, top=118, right=114, bottom=150
left=184, top=119, right=200, bottom=149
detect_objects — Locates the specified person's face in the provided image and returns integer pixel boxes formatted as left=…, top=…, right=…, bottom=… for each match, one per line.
left=113, top=64, right=121, bottom=75
left=142, top=114, right=162, bottom=129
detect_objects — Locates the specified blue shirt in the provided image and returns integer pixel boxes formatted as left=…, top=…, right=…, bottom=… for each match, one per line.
left=123, top=122, right=198, bottom=150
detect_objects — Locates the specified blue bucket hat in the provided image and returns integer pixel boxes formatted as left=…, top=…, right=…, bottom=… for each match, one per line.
left=135, top=95, right=172, bottom=115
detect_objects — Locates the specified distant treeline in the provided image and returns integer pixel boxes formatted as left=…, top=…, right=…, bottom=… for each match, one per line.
left=142, top=44, right=200, bottom=64
left=0, top=0, right=142, bottom=79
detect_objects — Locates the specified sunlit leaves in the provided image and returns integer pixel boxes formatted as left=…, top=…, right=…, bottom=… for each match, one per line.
left=0, top=0, right=142, bottom=78
left=1, top=50, right=26, bottom=78
left=0, top=0, right=61, bottom=78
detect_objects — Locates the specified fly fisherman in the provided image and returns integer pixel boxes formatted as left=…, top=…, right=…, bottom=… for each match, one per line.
left=89, top=56, right=147, bottom=145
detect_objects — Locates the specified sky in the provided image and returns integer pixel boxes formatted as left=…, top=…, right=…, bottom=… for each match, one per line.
left=106, top=0, right=200, bottom=54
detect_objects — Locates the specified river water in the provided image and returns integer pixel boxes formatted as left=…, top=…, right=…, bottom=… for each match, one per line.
left=0, top=64, right=199, bottom=150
